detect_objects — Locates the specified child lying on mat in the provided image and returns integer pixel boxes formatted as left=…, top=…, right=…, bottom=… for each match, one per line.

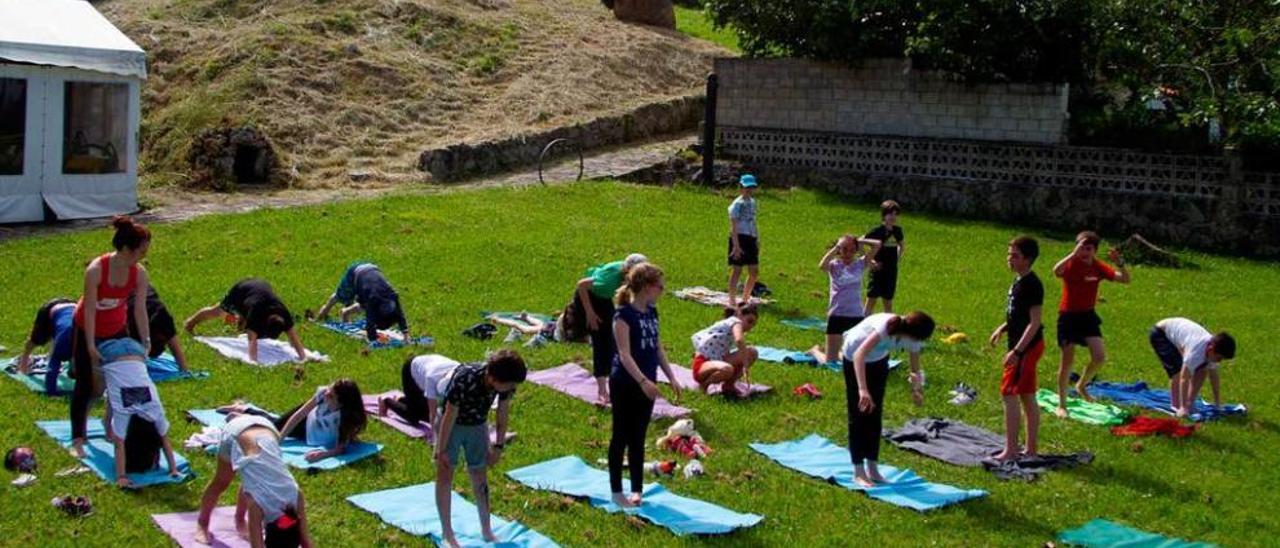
left=99, top=339, right=182, bottom=488
left=487, top=312, right=565, bottom=348
left=689, top=304, right=759, bottom=396
left=378, top=354, right=461, bottom=436
left=314, top=261, right=411, bottom=343
left=195, top=414, right=312, bottom=547
left=220, top=379, right=367, bottom=463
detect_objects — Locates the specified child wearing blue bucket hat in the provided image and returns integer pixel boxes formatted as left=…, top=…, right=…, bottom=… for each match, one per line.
left=728, top=174, right=760, bottom=307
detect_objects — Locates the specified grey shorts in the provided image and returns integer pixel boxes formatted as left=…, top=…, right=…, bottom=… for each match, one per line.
left=217, top=414, right=277, bottom=460
left=444, top=423, right=490, bottom=470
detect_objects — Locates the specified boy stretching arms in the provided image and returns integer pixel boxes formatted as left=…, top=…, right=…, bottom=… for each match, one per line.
left=1053, top=231, right=1130, bottom=416
left=434, top=350, right=526, bottom=547
left=1149, top=318, right=1236, bottom=417
left=988, top=236, right=1044, bottom=460
left=728, top=174, right=759, bottom=307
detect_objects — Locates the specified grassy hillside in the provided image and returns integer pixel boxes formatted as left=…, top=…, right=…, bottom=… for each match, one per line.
left=97, top=0, right=728, bottom=187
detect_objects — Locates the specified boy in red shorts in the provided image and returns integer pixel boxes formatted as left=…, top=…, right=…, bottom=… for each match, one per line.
left=1052, top=231, right=1130, bottom=417
left=988, top=236, right=1045, bottom=460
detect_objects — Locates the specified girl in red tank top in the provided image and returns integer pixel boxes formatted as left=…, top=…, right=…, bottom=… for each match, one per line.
left=74, top=253, right=139, bottom=338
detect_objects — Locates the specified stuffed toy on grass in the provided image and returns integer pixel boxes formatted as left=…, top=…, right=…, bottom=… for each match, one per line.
left=655, top=418, right=711, bottom=459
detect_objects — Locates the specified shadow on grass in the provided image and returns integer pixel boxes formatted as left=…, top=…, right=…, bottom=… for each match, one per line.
left=959, top=497, right=1058, bottom=540
left=1065, top=461, right=1198, bottom=500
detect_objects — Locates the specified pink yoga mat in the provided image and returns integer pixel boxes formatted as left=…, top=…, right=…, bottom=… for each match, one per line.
left=659, top=364, right=772, bottom=397
left=527, top=363, right=691, bottom=418
left=362, top=392, right=516, bottom=444
left=152, top=506, right=249, bottom=548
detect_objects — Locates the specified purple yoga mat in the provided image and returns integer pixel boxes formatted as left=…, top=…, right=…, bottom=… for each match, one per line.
left=362, top=392, right=516, bottom=444
left=528, top=363, right=691, bottom=418
left=153, top=506, right=248, bottom=548
left=659, top=364, right=772, bottom=397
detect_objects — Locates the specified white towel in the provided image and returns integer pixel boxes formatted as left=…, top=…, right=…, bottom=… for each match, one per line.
left=196, top=336, right=329, bottom=366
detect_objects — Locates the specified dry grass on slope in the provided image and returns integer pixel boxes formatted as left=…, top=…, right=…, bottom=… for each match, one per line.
left=98, top=0, right=726, bottom=188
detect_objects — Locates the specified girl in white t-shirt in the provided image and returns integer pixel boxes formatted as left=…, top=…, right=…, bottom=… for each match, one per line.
left=379, top=354, right=461, bottom=438
left=98, top=339, right=182, bottom=489
left=689, top=305, right=759, bottom=396
left=221, top=379, right=367, bottom=463
left=840, top=312, right=934, bottom=486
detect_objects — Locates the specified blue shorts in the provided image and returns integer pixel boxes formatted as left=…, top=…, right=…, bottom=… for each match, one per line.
left=444, top=423, right=489, bottom=470
left=334, top=261, right=373, bottom=305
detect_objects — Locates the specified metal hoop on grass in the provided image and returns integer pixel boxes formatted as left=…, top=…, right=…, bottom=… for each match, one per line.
left=537, top=138, right=584, bottom=186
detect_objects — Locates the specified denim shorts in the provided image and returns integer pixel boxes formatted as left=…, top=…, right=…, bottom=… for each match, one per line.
left=444, top=423, right=490, bottom=469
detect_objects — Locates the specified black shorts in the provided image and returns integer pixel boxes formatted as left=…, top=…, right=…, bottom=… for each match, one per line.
left=826, top=315, right=863, bottom=335
left=728, top=235, right=759, bottom=266
left=866, top=264, right=898, bottom=300
left=1149, top=327, right=1184, bottom=378
left=1057, top=310, right=1103, bottom=347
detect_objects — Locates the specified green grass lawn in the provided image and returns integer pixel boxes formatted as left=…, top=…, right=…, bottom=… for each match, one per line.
left=675, top=5, right=740, bottom=53
left=1, top=182, right=1277, bottom=546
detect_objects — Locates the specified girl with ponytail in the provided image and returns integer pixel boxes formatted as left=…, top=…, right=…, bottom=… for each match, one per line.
left=608, top=263, right=681, bottom=508
left=68, top=216, right=152, bottom=457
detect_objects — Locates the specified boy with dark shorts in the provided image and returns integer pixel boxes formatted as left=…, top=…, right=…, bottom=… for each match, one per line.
left=315, top=261, right=410, bottom=342
left=988, top=236, right=1044, bottom=460
left=1052, top=231, right=1130, bottom=417
left=1149, top=318, right=1235, bottom=417
left=727, top=174, right=759, bottom=307
left=433, top=350, right=526, bottom=547
left=863, top=200, right=906, bottom=314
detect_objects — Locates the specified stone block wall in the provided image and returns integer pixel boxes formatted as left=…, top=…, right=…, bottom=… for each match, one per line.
left=714, top=58, right=1069, bottom=144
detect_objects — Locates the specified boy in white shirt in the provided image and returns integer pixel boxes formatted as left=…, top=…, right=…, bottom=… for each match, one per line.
left=1149, top=318, right=1236, bottom=417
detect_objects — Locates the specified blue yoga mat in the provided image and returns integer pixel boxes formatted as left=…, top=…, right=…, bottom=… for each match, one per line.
left=1058, top=518, right=1215, bottom=547
left=36, top=419, right=194, bottom=487
left=348, top=482, right=560, bottom=547
left=321, top=319, right=434, bottom=349
left=188, top=408, right=383, bottom=470
left=4, top=353, right=205, bottom=395
left=756, top=346, right=819, bottom=364
left=507, top=456, right=762, bottom=536
left=780, top=317, right=826, bottom=331
left=1089, top=381, right=1246, bottom=422
left=749, top=434, right=985, bottom=512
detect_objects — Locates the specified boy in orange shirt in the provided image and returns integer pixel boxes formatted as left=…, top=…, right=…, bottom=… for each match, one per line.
left=1052, top=231, right=1130, bottom=417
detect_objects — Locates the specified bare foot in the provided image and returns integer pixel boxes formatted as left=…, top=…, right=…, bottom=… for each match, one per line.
left=69, top=441, right=86, bottom=459
left=992, top=450, right=1018, bottom=462
left=193, top=528, right=211, bottom=545
left=611, top=492, right=634, bottom=508
left=483, top=531, right=500, bottom=543
left=866, top=468, right=887, bottom=484
left=377, top=397, right=390, bottom=417
left=628, top=492, right=643, bottom=507
left=442, top=534, right=462, bottom=548
left=1075, top=381, right=1094, bottom=402
left=595, top=392, right=610, bottom=407
left=1054, top=406, right=1069, bottom=418
left=216, top=402, right=247, bottom=414
left=854, top=475, right=877, bottom=488
left=1022, top=451, right=1038, bottom=459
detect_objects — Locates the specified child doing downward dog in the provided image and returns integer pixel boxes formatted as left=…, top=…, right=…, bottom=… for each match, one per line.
left=195, top=414, right=311, bottom=547
left=99, top=339, right=181, bottom=488
left=689, top=305, right=759, bottom=396
left=221, top=379, right=367, bottom=462
left=610, top=263, right=682, bottom=507
left=841, top=312, right=934, bottom=486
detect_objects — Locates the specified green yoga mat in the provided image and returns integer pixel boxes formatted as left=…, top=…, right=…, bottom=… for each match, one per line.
left=1059, top=518, right=1215, bottom=547
left=1036, top=389, right=1132, bottom=426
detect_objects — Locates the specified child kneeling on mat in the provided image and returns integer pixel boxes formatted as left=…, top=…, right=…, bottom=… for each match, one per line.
left=434, top=350, right=526, bottom=548
left=99, top=339, right=181, bottom=489
left=689, top=304, right=759, bottom=396
left=379, top=354, right=461, bottom=436
left=195, top=414, right=312, bottom=547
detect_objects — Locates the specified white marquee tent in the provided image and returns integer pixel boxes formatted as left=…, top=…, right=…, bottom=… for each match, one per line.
left=0, top=0, right=145, bottom=223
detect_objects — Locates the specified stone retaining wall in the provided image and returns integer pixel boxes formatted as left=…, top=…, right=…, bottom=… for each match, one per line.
left=418, top=94, right=704, bottom=181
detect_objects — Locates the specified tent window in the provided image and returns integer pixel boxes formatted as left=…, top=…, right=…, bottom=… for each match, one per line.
left=0, top=78, right=25, bottom=176
left=63, top=81, right=127, bottom=175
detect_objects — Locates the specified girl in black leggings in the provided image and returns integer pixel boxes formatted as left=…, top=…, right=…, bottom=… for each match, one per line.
left=840, top=312, right=934, bottom=487
left=607, top=263, right=680, bottom=507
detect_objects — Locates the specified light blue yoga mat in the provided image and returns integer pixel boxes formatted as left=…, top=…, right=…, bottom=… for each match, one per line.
left=348, top=482, right=560, bottom=547
left=36, top=419, right=194, bottom=487
left=755, top=347, right=901, bottom=372
left=4, top=353, right=205, bottom=395
left=749, top=434, right=985, bottom=512
left=780, top=317, right=826, bottom=331
left=321, top=319, right=434, bottom=349
left=507, top=456, right=762, bottom=536
left=1058, top=518, right=1215, bottom=547
left=1089, top=381, right=1246, bottom=422
left=187, top=408, right=382, bottom=471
